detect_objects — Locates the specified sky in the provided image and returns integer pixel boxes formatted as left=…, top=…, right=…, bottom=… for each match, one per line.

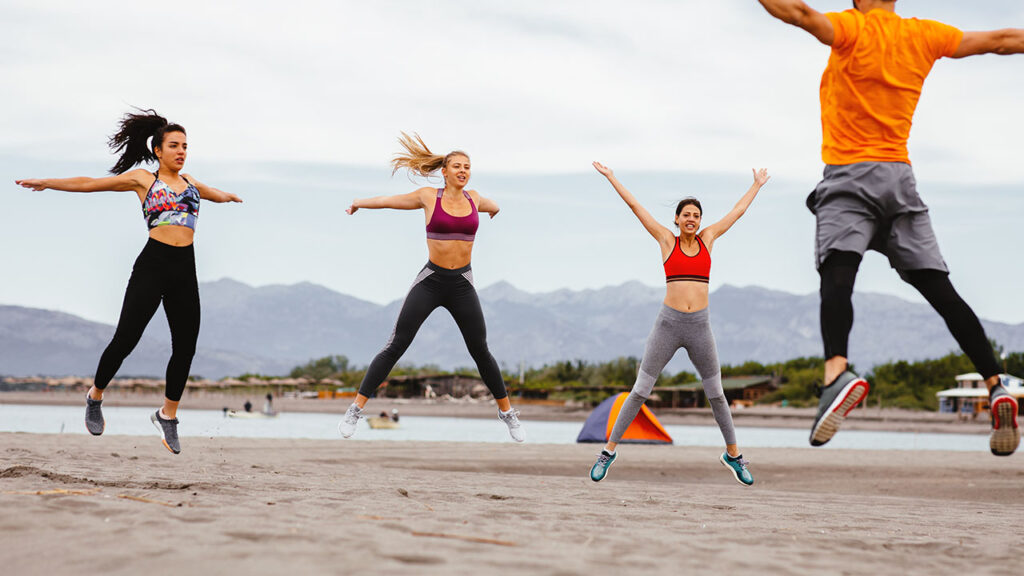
left=2, top=0, right=1023, bottom=326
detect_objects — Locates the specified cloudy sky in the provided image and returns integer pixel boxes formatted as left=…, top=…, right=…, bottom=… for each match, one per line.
left=3, top=1, right=1023, bottom=327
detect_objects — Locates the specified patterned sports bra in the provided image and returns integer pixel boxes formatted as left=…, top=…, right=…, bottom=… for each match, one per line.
left=142, top=172, right=200, bottom=230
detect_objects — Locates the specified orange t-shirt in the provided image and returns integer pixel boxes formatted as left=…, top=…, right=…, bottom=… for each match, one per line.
left=820, top=9, right=962, bottom=165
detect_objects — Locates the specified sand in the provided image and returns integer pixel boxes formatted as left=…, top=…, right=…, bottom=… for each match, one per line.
left=2, top=431, right=1022, bottom=576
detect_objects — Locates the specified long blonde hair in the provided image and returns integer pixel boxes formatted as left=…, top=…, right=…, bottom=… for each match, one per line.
left=391, top=132, right=469, bottom=178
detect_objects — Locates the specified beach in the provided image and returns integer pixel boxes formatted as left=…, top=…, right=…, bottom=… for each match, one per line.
left=2, top=431, right=1023, bottom=576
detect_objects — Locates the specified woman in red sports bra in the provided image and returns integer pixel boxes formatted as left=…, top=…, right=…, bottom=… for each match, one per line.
left=588, top=161, right=769, bottom=486
left=340, top=133, right=524, bottom=442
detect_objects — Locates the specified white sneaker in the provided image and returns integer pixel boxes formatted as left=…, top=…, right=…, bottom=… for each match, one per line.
left=338, top=403, right=363, bottom=438
left=498, top=408, right=525, bottom=442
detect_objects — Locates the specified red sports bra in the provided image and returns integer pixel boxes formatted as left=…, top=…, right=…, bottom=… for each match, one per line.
left=664, top=236, right=710, bottom=283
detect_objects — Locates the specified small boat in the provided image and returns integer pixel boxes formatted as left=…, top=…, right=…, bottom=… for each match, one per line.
left=367, top=416, right=399, bottom=429
left=226, top=410, right=279, bottom=419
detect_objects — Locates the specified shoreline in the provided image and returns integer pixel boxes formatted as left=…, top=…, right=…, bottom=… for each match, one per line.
left=1, top=389, right=993, bottom=436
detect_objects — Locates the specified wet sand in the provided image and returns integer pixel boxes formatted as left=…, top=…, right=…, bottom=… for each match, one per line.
left=1, top=432, right=1022, bottom=575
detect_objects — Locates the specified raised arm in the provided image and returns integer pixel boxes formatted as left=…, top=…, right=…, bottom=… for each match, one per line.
left=469, top=191, right=500, bottom=219
left=700, top=169, right=770, bottom=249
left=346, top=188, right=428, bottom=215
left=952, top=29, right=1024, bottom=58
left=184, top=174, right=242, bottom=204
left=757, top=0, right=834, bottom=45
left=15, top=169, right=149, bottom=194
left=593, top=162, right=674, bottom=246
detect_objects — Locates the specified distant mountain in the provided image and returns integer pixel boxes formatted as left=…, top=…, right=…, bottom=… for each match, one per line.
left=2, top=280, right=1023, bottom=379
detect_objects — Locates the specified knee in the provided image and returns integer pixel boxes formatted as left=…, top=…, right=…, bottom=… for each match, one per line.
left=701, top=372, right=725, bottom=399
left=630, top=370, right=657, bottom=398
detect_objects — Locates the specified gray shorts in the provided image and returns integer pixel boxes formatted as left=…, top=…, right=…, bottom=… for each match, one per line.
left=806, top=162, right=947, bottom=273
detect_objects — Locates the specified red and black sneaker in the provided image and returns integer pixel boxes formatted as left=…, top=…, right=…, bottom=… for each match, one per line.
left=809, top=371, right=870, bottom=447
left=989, top=385, right=1020, bottom=457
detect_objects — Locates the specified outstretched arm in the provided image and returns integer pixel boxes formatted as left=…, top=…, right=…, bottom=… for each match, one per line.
left=347, top=188, right=427, bottom=215
left=471, top=192, right=500, bottom=219
left=952, top=29, right=1024, bottom=58
left=15, top=169, right=149, bottom=194
left=185, top=174, right=242, bottom=204
left=757, top=0, right=834, bottom=45
left=593, top=162, right=674, bottom=246
left=700, top=169, right=770, bottom=249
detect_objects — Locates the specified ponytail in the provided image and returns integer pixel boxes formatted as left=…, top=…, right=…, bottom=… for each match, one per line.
left=391, top=132, right=469, bottom=178
left=107, top=108, right=186, bottom=174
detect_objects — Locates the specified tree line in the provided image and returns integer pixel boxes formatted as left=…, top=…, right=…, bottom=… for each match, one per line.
left=268, top=348, right=1024, bottom=411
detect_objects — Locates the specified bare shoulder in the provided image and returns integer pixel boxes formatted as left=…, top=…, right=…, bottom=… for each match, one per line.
left=127, top=168, right=156, bottom=186
left=465, top=188, right=482, bottom=201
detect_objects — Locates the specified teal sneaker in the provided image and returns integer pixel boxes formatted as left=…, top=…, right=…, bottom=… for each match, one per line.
left=720, top=453, right=753, bottom=486
left=590, top=450, right=617, bottom=482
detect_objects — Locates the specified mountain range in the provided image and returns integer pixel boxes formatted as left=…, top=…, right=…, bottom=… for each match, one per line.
left=2, top=279, right=1022, bottom=379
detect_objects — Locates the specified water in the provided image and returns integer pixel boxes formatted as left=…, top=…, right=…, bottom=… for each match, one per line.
left=0, top=403, right=987, bottom=452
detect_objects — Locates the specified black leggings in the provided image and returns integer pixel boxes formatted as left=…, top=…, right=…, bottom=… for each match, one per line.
left=93, top=238, right=200, bottom=402
left=358, top=262, right=507, bottom=400
left=819, top=251, right=999, bottom=379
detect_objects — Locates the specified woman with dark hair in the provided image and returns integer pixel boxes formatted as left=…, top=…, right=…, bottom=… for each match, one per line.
left=588, top=162, right=769, bottom=485
left=340, top=133, right=524, bottom=442
left=15, top=108, right=241, bottom=454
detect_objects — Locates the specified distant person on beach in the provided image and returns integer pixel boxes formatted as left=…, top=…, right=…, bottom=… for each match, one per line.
left=15, top=108, right=242, bottom=454
left=244, top=400, right=253, bottom=413
left=339, top=133, right=524, bottom=442
left=589, top=162, right=770, bottom=485
left=757, top=0, right=1024, bottom=455
left=391, top=408, right=400, bottom=423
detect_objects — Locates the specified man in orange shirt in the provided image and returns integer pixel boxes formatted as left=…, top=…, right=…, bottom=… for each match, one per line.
left=758, top=0, right=1024, bottom=455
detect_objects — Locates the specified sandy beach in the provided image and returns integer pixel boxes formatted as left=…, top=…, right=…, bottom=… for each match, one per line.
left=2, top=431, right=1022, bottom=576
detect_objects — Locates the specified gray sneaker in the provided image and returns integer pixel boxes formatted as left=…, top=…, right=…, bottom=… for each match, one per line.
left=989, top=384, right=1020, bottom=457
left=150, top=410, right=181, bottom=454
left=809, top=370, right=870, bottom=447
left=85, top=395, right=104, bottom=436
left=498, top=408, right=525, bottom=442
left=338, top=403, right=363, bottom=438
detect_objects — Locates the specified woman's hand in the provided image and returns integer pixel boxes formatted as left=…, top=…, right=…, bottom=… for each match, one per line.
left=15, top=179, right=48, bottom=191
left=346, top=201, right=359, bottom=215
left=752, top=168, right=770, bottom=187
left=225, top=193, right=243, bottom=203
left=592, top=161, right=613, bottom=178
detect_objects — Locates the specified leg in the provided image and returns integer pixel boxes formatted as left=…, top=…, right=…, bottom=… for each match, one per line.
left=92, top=263, right=163, bottom=399
left=900, top=269, right=1000, bottom=382
left=681, top=317, right=736, bottom=452
left=900, top=269, right=1018, bottom=456
left=356, top=269, right=439, bottom=403
left=161, top=264, right=201, bottom=416
left=444, top=276, right=507, bottom=403
left=605, top=310, right=680, bottom=452
left=819, top=251, right=862, bottom=384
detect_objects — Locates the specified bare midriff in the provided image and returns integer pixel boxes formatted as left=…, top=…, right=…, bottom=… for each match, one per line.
left=426, top=239, right=473, bottom=269
left=149, top=226, right=195, bottom=247
left=664, top=281, right=709, bottom=313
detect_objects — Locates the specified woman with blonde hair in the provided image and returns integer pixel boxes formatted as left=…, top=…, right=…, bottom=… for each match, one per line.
left=339, top=133, right=524, bottom=442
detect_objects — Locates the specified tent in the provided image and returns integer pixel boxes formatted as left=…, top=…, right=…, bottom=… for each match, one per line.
left=576, top=392, right=673, bottom=444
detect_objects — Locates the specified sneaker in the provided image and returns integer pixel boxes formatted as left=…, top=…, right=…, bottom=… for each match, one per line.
left=498, top=408, right=525, bottom=442
left=720, top=452, right=754, bottom=486
left=809, top=370, right=870, bottom=447
left=85, top=394, right=105, bottom=436
left=338, top=403, right=363, bottom=438
left=989, top=385, right=1020, bottom=457
left=590, top=450, right=617, bottom=482
left=150, top=410, right=181, bottom=454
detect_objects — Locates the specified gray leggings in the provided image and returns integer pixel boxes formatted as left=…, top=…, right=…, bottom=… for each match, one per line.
left=609, top=305, right=736, bottom=446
